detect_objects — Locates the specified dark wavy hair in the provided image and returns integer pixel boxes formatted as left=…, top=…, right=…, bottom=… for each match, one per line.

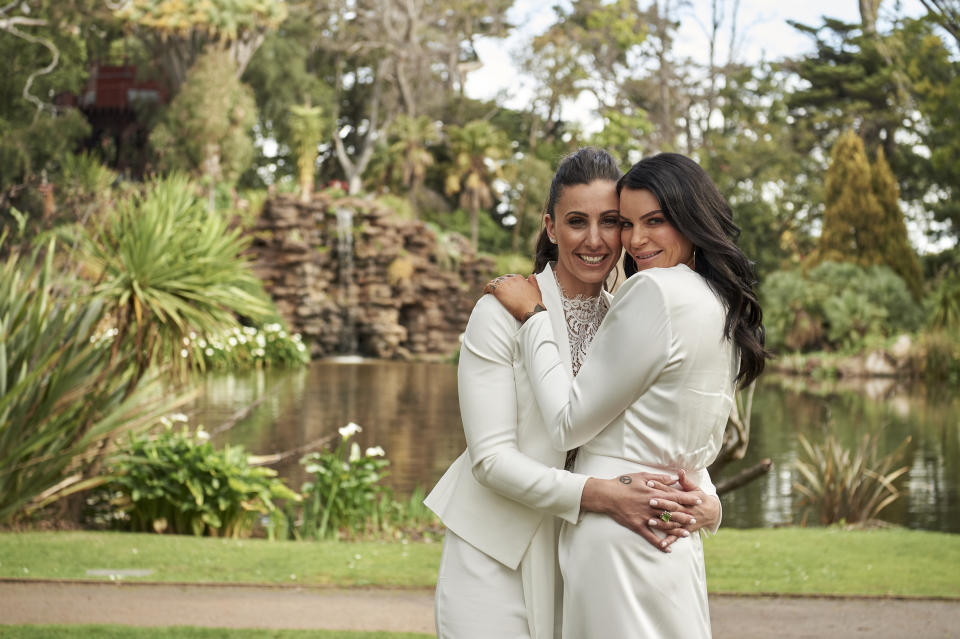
left=533, top=147, right=622, bottom=273
left=617, top=152, right=769, bottom=386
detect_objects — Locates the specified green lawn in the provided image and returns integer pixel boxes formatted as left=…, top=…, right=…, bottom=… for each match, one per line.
left=1, top=528, right=959, bottom=597
left=0, top=627, right=431, bottom=639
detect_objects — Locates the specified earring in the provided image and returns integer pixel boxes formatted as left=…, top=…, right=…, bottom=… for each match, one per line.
left=549, top=236, right=557, bottom=244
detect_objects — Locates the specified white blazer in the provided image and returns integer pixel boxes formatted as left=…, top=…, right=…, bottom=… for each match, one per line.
left=424, top=264, right=589, bottom=570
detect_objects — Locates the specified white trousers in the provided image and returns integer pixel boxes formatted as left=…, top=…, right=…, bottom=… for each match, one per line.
left=434, top=530, right=531, bottom=638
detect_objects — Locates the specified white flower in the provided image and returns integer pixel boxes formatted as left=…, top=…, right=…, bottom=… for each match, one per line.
left=199, top=339, right=207, bottom=348
left=338, top=422, right=362, bottom=439
left=189, top=331, right=197, bottom=340
left=205, top=348, right=214, bottom=356
left=365, top=446, right=385, bottom=457
left=182, top=336, right=190, bottom=346
left=170, top=413, right=188, bottom=423
left=256, top=335, right=266, bottom=347
left=228, top=337, right=237, bottom=346
left=349, top=442, right=361, bottom=462
left=180, top=349, right=189, bottom=358
left=195, top=428, right=210, bottom=442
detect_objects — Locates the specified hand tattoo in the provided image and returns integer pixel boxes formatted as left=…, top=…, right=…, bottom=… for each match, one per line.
left=485, top=274, right=517, bottom=292
left=619, top=475, right=632, bottom=484
left=520, top=303, right=547, bottom=324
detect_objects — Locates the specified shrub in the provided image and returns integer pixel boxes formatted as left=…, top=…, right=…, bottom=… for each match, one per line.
left=794, top=433, right=911, bottom=526
left=93, top=419, right=299, bottom=537
left=761, top=261, right=922, bottom=352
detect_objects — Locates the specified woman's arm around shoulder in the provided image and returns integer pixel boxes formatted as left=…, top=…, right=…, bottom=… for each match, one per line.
left=516, top=272, right=674, bottom=450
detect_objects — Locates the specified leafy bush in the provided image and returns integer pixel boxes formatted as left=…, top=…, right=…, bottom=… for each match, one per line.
left=184, top=323, right=309, bottom=371
left=794, top=434, right=911, bottom=526
left=93, top=419, right=299, bottom=537
left=298, top=423, right=392, bottom=540
left=762, top=261, right=922, bottom=352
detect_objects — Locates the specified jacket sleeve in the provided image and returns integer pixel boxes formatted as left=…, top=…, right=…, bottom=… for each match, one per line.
left=459, top=295, right=587, bottom=524
left=516, top=273, right=672, bottom=451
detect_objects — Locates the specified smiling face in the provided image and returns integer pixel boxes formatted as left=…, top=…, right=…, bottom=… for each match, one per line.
left=619, top=187, right=694, bottom=272
left=545, top=180, right=621, bottom=297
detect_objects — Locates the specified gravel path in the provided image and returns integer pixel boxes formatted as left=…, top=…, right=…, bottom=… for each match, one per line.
left=2, top=580, right=959, bottom=638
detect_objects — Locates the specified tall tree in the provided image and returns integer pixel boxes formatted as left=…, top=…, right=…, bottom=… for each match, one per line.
left=0, top=1, right=98, bottom=206
left=900, top=16, right=960, bottom=240
left=113, top=0, right=287, bottom=92
left=871, top=146, right=923, bottom=297
left=919, top=0, right=960, bottom=44
left=444, top=120, right=509, bottom=251
left=149, top=50, right=257, bottom=208
left=388, top=115, right=440, bottom=209
left=815, top=131, right=886, bottom=266
left=288, top=104, right=328, bottom=203
left=305, top=0, right=511, bottom=194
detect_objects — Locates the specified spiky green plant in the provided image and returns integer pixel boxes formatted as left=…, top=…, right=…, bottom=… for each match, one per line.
left=81, top=174, right=276, bottom=385
left=0, top=237, right=179, bottom=523
left=794, top=433, right=911, bottom=526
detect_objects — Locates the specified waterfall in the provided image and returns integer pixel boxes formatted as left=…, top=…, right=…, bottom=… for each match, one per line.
left=335, top=207, right=358, bottom=354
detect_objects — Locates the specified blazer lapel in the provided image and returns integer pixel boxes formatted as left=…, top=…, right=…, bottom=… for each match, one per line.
left=535, top=263, right=574, bottom=377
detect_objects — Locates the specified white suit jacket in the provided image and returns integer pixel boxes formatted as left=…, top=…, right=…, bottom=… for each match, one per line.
left=424, top=264, right=589, bottom=571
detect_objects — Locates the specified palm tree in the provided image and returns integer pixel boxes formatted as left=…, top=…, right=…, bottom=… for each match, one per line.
left=389, top=115, right=440, bottom=211
left=444, top=120, right=510, bottom=250
left=288, top=104, right=327, bottom=203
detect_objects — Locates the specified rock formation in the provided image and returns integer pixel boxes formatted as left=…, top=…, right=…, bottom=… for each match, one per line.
left=248, top=193, right=496, bottom=359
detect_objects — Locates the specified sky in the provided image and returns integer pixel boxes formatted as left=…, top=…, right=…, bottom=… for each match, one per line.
left=464, top=0, right=929, bottom=128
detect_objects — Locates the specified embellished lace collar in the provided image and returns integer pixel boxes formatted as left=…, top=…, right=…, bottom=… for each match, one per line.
left=553, top=270, right=610, bottom=376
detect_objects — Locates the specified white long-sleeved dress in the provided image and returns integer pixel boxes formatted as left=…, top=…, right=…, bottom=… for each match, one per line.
left=516, top=264, right=737, bottom=639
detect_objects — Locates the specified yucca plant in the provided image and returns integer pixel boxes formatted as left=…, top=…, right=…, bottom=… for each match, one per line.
left=0, top=237, right=180, bottom=523
left=81, top=174, right=276, bottom=386
left=794, top=433, right=911, bottom=526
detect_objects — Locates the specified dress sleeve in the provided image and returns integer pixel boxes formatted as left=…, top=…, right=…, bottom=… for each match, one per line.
left=459, top=295, right=587, bottom=524
left=516, top=273, right=672, bottom=451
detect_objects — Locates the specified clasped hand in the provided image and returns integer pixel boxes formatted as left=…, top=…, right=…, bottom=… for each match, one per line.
left=586, top=469, right=719, bottom=554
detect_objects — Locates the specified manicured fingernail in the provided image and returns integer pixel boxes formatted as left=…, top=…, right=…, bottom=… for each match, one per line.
left=696, top=499, right=702, bottom=505
left=649, top=519, right=658, bottom=526
left=650, top=499, right=658, bottom=506
left=665, top=547, right=672, bottom=553
left=681, top=530, right=690, bottom=537
left=690, top=518, right=696, bottom=524
left=647, top=480, right=655, bottom=487
left=660, top=540, right=667, bottom=547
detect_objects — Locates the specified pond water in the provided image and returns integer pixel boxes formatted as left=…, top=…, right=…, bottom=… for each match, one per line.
left=185, top=360, right=960, bottom=532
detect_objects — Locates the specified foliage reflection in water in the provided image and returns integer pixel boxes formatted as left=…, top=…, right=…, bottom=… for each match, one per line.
left=184, top=361, right=960, bottom=533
